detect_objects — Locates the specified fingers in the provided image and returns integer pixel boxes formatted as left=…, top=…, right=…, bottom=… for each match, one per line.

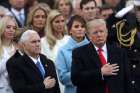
left=44, top=76, right=56, bottom=89
left=101, top=63, right=120, bottom=76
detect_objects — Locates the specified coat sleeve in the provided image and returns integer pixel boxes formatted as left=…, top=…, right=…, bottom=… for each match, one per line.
left=55, top=49, right=73, bottom=86
left=6, top=58, right=46, bottom=93
left=46, top=58, right=60, bottom=93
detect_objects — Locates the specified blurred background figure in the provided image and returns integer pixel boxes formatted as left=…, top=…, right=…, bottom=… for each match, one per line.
left=80, top=0, right=98, bottom=22
left=54, top=0, right=73, bottom=23
left=72, top=0, right=83, bottom=16
left=25, top=0, right=38, bottom=10
left=101, top=0, right=127, bottom=44
left=41, top=10, right=69, bottom=93
left=41, top=10, right=69, bottom=62
left=5, top=0, right=28, bottom=28
left=95, top=0, right=102, bottom=6
left=0, top=0, right=9, bottom=8
left=98, top=4, right=113, bottom=19
left=0, top=6, right=10, bottom=19
left=102, top=0, right=125, bottom=11
left=0, top=16, right=18, bottom=93
left=37, top=0, right=55, bottom=9
left=55, top=15, right=89, bottom=93
left=26, top=3, right=51, bottom=37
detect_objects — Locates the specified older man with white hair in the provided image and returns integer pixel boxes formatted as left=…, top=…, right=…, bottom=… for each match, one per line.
left=7, top=30, right=60, bottom=93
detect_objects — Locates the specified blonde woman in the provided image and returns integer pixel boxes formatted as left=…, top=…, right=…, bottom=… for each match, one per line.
left=0, top=16, right=18, bottom=93
left=41, top=10, right=69, bottom=93
left=41, top=10, right=69, bottom=62
left=26, top=3, right=51, bottom=37
left=54, top=0, right=73, bottom=22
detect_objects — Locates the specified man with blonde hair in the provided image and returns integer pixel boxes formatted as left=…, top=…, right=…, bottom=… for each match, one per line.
left=71, top=19, right=129, bottom=93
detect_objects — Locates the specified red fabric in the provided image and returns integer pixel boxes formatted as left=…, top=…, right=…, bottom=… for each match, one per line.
left=98, top=48, right=109, bottom=93
left=98, top=48, right=106, bottom=66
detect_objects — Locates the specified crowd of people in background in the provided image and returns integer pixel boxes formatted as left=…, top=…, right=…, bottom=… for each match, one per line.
left=0, top=0, right=140, bottom=93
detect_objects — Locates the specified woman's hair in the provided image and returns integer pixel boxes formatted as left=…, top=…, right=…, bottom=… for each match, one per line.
left=45, top=10, right=67, bottom=49
left=67, top=15, right=87, bottom=34
left=54, top=0, right=73, bottom=16
left=26, top=3, right=51, bottom=27
left=0, top=16, right=18, bottom=56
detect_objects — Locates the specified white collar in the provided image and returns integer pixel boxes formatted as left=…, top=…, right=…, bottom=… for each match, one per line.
left=29, top=56, right=41, bottom=64
left=94, top=43, right=107, bottom=53
left=11, top=8, right=24, bottom=16
left=17, top=50, right=24, bottom=56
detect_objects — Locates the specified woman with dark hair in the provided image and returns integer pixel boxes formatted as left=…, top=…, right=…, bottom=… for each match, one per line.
left=55, top=15, right=89, bottom=93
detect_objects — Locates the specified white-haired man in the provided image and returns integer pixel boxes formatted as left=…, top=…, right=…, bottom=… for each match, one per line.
left=7, top=30, right=60, bottom=93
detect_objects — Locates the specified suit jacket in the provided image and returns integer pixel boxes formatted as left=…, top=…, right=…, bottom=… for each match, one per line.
left=8, top=7, right=28, bottom=28
left=71, top=42, right=129, bottom=93
left=6, top=53, right=60, bottom=93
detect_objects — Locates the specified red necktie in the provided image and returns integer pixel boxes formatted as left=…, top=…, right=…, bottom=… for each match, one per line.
left=98, top=48, right=106, bottom=66
left=98, top=48, right=109, bottom=93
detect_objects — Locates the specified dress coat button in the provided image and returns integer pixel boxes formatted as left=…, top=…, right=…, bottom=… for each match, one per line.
left=133, top=49, right=138, bottom=53
left=131, top=81, right=135, bottom=85
left=132, top=65, right=136, bottom=68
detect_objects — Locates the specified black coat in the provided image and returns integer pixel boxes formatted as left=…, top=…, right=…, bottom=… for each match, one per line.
left=71, top=42, right=129, bottom=93
left=6, top=53, right=60, bottom=93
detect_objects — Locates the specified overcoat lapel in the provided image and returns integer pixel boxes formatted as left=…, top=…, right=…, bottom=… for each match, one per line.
left=87, top=43, right=101, bottom=67
left=23, top=54, right=43, bottom=79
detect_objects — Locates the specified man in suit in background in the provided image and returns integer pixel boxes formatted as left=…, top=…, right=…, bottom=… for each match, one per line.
left=71, top=19, right=129, bottom=93
left=7, top=0, right=28, bottom=27
left=7, top=30, right=60, bottom=93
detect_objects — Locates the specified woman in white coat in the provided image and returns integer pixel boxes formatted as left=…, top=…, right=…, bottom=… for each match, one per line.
left=0, top=16, right=18, bottom=93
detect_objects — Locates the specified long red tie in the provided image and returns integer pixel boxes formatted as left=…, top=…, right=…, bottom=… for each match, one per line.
left=98, top=48, right=106, bottom=66
left=98, top=48, right=109, bottom=93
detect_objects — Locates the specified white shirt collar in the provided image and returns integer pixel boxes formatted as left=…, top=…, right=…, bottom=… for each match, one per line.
left=94, top=44, right=107, bottom=52
left=29, top=56, right=41, bottom=64
left=94, top=43, right=108, bottom=61
left=11, top=8, right=24, bottom=16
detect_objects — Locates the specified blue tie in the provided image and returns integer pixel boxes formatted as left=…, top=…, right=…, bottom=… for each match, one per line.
left=19, top=12, right=24, bottom=27
left=36, top=61, right=45, bottom=78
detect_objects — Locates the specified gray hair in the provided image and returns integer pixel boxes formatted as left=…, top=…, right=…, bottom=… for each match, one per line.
left=87, top=19, right=108, bottom=34
left=20, top=30, right=38, bottom=43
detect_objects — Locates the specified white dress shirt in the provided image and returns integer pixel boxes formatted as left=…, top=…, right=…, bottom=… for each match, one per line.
left=11, top=8, right=25, bottom=26
left=94, top=44, right=108, bottom=62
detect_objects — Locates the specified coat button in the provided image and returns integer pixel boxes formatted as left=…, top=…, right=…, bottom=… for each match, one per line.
left=134, top=49, right=138, bottom=53
left=131, top=81, right=135, bottom=84
left=132, top=65, right=136, bottom=68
